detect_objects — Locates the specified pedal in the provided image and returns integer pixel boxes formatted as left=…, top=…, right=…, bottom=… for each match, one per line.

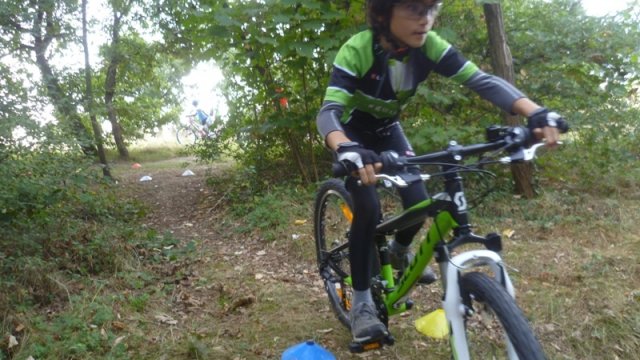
left=405, top=299, right=414, bottom=310
left=348, top=333, right=395, bottom=353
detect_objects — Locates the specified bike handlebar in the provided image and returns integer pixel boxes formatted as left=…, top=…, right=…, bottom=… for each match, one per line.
left=332, top=122, right=568, bottom=178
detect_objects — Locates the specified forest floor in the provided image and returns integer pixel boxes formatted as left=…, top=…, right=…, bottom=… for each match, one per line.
left=113, top=156, right=451, bottom=359
left=110, top=154, right=640, bottom=360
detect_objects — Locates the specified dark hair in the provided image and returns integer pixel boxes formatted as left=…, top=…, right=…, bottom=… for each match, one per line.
left=366, top=0, right=400, bottom=38
left=367, top=0, right=442, bottom=48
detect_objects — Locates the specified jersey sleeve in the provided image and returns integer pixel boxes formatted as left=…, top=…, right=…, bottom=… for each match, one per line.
left=463, top=71, right=525, bottom=114
left=423, top=31, right=479, bottom=84
left=323, top=31, right=375, bottom=106
left=316, top=101, right=345, bottom=140
left=424, top=31, right=525, bottom=113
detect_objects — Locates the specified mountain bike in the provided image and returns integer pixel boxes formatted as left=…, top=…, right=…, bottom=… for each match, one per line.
left=314, top=124, right=567, bottom=359
left=176, top=115, right=212, bottom=145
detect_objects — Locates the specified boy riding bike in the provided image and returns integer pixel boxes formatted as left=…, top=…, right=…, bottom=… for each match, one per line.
left=191, top=100, right=213, bottom=128
left=315, top=0, right=566, bottom=344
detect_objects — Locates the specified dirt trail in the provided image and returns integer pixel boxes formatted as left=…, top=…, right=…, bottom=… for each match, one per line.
left=117, top=156, right=451, bottom=360
left=118, top=158, right=355, bottom=359
left=120, top=158, right=218, bottom=240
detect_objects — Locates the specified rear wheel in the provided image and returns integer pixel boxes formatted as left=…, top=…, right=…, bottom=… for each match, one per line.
left=314, top=179, right=354, bottom=329
left=176, top=126, right=197, bottom=145
left=459, top=272, right=546, bottom=360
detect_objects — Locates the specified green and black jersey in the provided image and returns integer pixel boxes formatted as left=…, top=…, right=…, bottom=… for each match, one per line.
left=317, top=30, right=525, bottom=138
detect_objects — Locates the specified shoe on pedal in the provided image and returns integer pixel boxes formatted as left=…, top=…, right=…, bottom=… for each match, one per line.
left=390, top=251, right=438, bottom=284
left=349, top=302, right=387, bottom=343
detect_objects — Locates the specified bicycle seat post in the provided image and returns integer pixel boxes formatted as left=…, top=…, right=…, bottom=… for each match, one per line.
left=374, top=234, right=395, bottom=289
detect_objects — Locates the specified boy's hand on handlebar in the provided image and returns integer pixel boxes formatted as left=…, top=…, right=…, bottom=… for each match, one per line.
left=534, top=126, right=560, bottom=147
left=336, top=142, right=382, bottom=186
left=527, top=108, right=568, bottom=147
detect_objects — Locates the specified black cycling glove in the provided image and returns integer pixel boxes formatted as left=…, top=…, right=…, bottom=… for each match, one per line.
left=526, top=107, right=568, bottom=132
left=336, top=142, right=380, bottom=169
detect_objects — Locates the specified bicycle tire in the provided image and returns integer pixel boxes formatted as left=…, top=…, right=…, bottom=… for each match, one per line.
left=459, top=272, right=546, bottom=360
left=314, top=179, right=354, bottom=329
left=176, top=126, right=197, bottom=145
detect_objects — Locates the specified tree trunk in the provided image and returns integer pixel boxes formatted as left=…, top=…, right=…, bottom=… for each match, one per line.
left=32, top=6, right=96, bottom=156
left=82, top=0, right=111, bottom=178
left=104, top=9, right=129, bottom=160
left=301, top=65, right=319, bottom=183
left=286, top=131, right=310, bottom=184
left=483, top=3, right=535, bottom=198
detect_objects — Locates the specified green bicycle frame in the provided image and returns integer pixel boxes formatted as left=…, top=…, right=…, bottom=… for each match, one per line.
left=376, top=197, right=458, bottom=316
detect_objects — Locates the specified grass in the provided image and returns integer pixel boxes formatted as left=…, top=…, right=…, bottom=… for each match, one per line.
left=6, top=150, right=639, bottom=359
left=197, top=176, right=640, bottom=359
left=107, top=140, right=187, bottom=165
left=469, top=190, right=640, bottom=359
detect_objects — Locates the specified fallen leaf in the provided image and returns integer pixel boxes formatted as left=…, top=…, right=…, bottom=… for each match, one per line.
left=114, top=336, right=126, bottom=346
left=8, top=335, right=18, bottom=349
left=502, top=228, right=515, bottom=238
left=227, top=295, right=256, bottom=312
left=294, top=219, right=307, bottom=225
left=112, top=321, right=127, bottom=331
left=155, top=314, right=178, bottom=325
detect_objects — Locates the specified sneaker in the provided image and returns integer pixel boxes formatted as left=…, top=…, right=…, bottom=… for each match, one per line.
left=389, top=251, right=438, bottom=284
left=349, top=302, right=387, bottom=342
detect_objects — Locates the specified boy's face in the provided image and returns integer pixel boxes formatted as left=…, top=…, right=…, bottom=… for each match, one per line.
left=389, top=0, right=440, bottom=48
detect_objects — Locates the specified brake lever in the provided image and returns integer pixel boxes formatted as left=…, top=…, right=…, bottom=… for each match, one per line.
left=499, top=142, right=550, bottom=164
left=522, top=142, right=547, bottom=161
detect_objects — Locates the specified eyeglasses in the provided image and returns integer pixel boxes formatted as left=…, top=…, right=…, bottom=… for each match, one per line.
left=395, top=1, right=442, bottom=20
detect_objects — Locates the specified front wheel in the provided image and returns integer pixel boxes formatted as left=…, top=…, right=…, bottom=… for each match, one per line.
left=176, top=126, right=197, bottom=145
left=314, top=179, right=354, bottom=329
left=458, top=272, right=546, bottom=360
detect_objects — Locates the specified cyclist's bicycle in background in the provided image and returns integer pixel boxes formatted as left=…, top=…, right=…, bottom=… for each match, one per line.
left=314, top=123, right=567, bottom=359
left=175, top=114, right=213, bottom=145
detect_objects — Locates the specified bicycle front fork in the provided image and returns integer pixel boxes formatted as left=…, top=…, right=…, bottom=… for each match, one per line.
left=442, top=249, right=517, bottom=359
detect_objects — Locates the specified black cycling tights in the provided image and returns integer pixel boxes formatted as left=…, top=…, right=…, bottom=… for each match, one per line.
left=343, top=120, right=429, bottom=291
left=346, top=176, right=428, bottom=291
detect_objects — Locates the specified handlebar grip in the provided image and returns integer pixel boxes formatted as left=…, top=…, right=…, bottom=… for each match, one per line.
left=332, top=151, right=405, bottom=178
left=556, top=119, right=570, bottom=133
left=332, top=161, right=352, bottom=177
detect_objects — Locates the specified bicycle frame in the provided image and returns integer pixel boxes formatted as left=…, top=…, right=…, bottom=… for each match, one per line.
left=179, top=115, right=210, bottom=140
left=186, top=116, right=205, bottom=134
left=370, top=163, right=520, bottom=358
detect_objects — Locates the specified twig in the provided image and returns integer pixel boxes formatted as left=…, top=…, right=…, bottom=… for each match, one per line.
left=46, top=275, right=72, bottom=309
left=208, top=190, right=231, bottom=214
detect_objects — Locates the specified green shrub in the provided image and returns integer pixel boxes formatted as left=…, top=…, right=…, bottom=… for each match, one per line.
left=0, top=139, right=144, bottom=314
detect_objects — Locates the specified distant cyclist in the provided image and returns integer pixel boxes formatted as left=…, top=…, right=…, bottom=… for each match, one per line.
left=191, top=100, right=213, bottom=128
